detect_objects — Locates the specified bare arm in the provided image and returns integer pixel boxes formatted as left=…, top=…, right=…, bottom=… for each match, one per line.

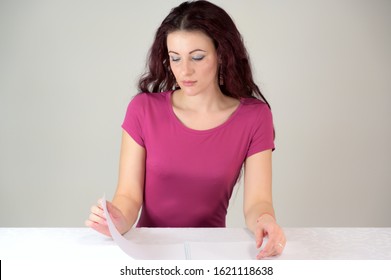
left=112, top=130, right=145, bottom=230
left=86, top=130, right=145, bottom=236
left=243, top=149, right=274, bottom=231
left=243, top=149, right=285, bottom=258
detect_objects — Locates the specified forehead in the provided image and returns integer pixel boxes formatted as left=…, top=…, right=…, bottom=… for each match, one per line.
left=167, top=30, right=215, bottom=52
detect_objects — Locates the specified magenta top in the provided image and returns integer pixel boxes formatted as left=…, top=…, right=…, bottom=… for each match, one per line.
left=122, top=91, right=275, bottom=227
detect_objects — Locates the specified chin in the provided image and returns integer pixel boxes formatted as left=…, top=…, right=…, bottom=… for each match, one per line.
left=180, top=87, right=201, bottom=97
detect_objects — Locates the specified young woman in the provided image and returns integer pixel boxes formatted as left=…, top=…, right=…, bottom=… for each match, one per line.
left=86, top=0, right=285, bottom=259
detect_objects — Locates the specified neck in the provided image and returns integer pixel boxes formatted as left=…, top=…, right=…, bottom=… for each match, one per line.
left=174, top=86, right=225, bottom=113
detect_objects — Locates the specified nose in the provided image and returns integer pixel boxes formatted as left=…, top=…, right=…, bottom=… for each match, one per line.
left=180, top=60, right=194, bottom=76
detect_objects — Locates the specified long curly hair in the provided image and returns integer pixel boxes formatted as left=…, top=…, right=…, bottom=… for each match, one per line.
left=138, top=0, right=270, bottom=107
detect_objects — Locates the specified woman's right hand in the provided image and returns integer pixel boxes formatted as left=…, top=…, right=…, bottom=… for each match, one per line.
left=85, top=198, right=130, bottom=237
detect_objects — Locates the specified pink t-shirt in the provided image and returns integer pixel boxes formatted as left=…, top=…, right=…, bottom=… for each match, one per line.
left=122, top=91, right=275, bottom=227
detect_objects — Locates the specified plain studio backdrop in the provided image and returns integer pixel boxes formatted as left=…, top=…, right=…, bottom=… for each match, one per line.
left=0, top=0, right=390, bottom=228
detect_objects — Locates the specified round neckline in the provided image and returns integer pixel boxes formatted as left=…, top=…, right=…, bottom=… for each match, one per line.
left=166, top=90, right=243, bottom=134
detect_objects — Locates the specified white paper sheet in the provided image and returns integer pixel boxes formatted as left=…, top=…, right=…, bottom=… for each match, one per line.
left=102, top=197, right=186, bottom=260
left=102, top=196, right=258, bottom=260
left=188, top=241, right=258, bottom=260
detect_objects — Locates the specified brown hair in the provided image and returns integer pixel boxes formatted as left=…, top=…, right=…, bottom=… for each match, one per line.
left=138, top=0, right=270, bottom=107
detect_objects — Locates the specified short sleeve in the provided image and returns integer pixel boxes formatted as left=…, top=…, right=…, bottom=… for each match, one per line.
left=121, top=94, right=145, bottom=147
left=246, top=105, right=275, bottom=158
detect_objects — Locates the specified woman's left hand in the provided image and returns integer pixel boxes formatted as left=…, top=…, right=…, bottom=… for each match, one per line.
left=254, top=214, right=286, bottom=259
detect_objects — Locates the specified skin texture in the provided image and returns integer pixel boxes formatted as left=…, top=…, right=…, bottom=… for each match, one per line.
left=86, top=30, right=286, bottom=259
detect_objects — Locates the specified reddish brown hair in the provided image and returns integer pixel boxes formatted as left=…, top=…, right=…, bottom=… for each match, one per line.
left=138, top=0, right=270, bottom=107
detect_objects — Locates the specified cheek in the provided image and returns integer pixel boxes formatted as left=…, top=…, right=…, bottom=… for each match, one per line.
left=202, top=62, right=219, bottom=78
left=207, top=67, right=219, bottom=82
left=169, top=63, right=180, bottom=78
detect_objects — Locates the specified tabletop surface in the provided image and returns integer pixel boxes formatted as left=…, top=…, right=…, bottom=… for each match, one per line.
left=1, top=227, right=390, bottom=260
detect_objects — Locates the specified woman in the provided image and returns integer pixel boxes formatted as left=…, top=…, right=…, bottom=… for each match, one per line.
left=86, top=0, right=285, bottom=259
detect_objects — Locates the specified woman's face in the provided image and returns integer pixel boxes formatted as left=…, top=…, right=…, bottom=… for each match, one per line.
left=167, top=30, right=220, bottom=96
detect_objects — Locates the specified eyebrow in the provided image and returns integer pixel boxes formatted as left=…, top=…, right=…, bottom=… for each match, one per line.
left=168, top=49, right=207, bottom=55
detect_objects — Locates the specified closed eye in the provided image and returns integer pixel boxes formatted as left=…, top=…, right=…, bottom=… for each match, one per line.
left=170, top=56, right=181, bottom=62
left=192, top=55, right=205, bottom=61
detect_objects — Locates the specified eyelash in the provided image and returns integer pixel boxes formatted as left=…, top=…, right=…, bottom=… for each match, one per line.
left=170, top=56, right=205, bottom=62
left=192, top=56, right=205, bottom=61
left=170, top=57, right=181, bottom=62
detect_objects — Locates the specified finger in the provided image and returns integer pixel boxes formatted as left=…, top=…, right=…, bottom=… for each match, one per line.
left=275, top=241, right=285, bottom=256
left=90, top=205, right=105, bottom=218
left=88, top=212, right=107, bottom=225
left=272, top=232, right=286, bottom=255
left=86, top=219, right=111, bottom=237
left=96, top=198, right=114, bottom=219
left=255, top=227, right=264, bottom=249
left=85, top=219, right=104, bottom=229
left=96, top=198, right=105, bottom=210
left=256, top=227, right=282, bottom=258
left=269, top=241, right=284, bottom=257
left=257, top=240, right=274, bottom=259
left=257, top=236, right=286, bottom=259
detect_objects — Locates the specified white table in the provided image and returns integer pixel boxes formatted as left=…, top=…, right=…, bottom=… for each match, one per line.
left=0, top=227, right=390, bottom=260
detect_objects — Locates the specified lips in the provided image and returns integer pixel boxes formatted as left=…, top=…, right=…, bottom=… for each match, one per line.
left=181, top=81, right=196, bottom=87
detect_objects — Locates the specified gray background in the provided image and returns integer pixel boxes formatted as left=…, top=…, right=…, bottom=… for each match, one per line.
left=1, top=0, right=390, bottom=228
